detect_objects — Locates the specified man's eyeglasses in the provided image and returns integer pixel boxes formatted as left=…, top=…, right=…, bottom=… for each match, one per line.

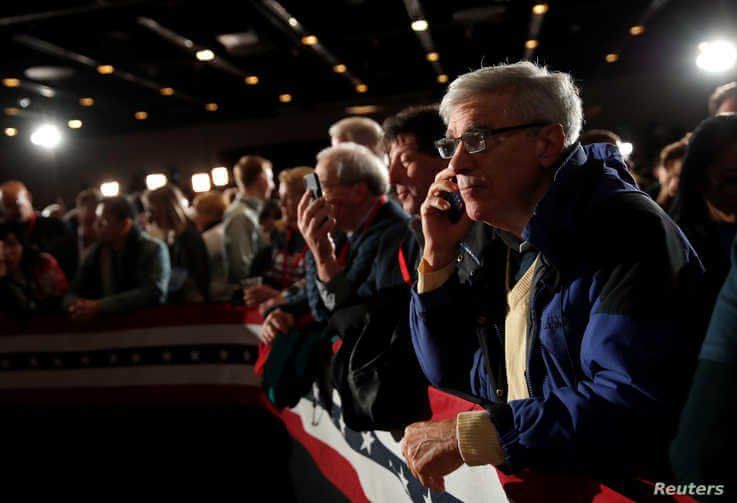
left=434, top=122, right=549, bottom=160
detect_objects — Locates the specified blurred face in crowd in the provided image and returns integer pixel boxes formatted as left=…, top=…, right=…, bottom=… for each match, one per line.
left=194, top=204, right=218, bottom=232
left=717, top=97, right=737, bottom=115
left=445, top=92, right=564, bottom=234
left=95, top=203, right=131, bottom=244
left=0, top=233, right=23, bottom=273
left=236, top=166, right=275, bottom=200
left=663, top=158, right=684, bottom=198
left=315, top=159, right=369, bottom=232
left=143, top=200, right=165, bottom=231
left=279, top=184, right=303, bottom=228
left=705, top=140, right=737, bottom=215
left=79, top=203, right=98, bottom=229
left=388, top=133, right=448, bottom=216
left=0, top=182, right=34, bottom=224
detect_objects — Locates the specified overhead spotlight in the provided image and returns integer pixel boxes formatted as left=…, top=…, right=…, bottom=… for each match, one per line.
left=696, top=39, right=737, bottom=73
left=301, top=35, right=318, bottom=46
left=411, top=19, right=429, bottom=32
left=135, top=111, right=148, bottom=120
left=100, top=181, right=120, bottom=197
left=160, top=87, right=175, bottom=96
left=211, top=167, right=229, bottom=187
left=525, top=39, right=539, bottom=49
left=19, top=97, right=31, bottom=108
left=145, top=173, right=167, bottom=190
left=2, top=78, right=20, bottom=88
left=532, top=3, right=549, bottom=15
left=67, top=119, right=83, bottom=129
left=437, top=74, right=449, bottom=84
left=79, top=97, right=95, bottom=107
left=4, top=107, right=20, bottom=116
left=426, top=52, right=439, bottom=62
left=30, top=124, right=62, bottom=150
left=605, top=53, right=619, bottom=63
left=196, top=49, right=215, bottom=62
left=333, top=64, right=347, bottom=74
left=205, top=102, right=219, bottom=112
left=288, top=17, right=299, bottom=27
left=245, top=75, right=259, bottom=85
left=356, top=84, right=368, bottom=93
left=629, top=25, right=645, bottom=36
left=279, top=93, right=293, bottom=103
left=345, top=105, right=378, bottom=115
left=97, top=65, right=114, bottom=75
left=191, top=173, right=211, bottom=193
left=618, top=141, right=634, bottom=159
left=4, top=128, right=18, bottom=137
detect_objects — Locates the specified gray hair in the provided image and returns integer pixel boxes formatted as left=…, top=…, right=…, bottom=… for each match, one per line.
left=316, top=142, right=389, bottom=196
left=439, top=61, right=583, bottom=147
left=328, top=116, right=385, bottom=157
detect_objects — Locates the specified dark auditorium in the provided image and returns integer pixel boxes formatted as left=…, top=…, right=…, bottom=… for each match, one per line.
left=2, top=1, right=737, bottom=501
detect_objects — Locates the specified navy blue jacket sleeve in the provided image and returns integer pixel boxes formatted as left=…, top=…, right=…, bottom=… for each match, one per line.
left=409, top=273, right=482, bottom=396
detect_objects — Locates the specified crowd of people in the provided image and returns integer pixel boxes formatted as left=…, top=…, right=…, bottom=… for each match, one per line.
left=2, top=61, right=737, bottom=498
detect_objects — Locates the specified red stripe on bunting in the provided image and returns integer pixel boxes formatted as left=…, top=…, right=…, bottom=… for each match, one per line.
left=261, top=395, right=371, bottom=503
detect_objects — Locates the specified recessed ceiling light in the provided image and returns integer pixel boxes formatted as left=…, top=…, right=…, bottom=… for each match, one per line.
left=97, top=65, right=114, bottom=74
left=279, top=93, right=292, bottom=103
left=629, top=25, right=645, bottom=36
left=4, top=128, right=18, bottom=137
left=605, top=53, right=619, bottom=63
left=411, top=20, right=428, bottom=32
left=205, top=102, right=218, bottom=112
left=333, top=64, right=347, bottom=74
left=79, top=97, right=95, bottom=107
left=245, top=75, right=259, bottom=85
left=437, top=74, right=449, bottom=84
left=426, top=52, right=439, bottom=62
left=532, top=4, right=549, bottom=15
left=67, top=120, right=83, bottom=129
left=301, top=35, right=318, bottom=46
left=2, top=78, right=20, bottom=87
left=355, top=84, right=368, bottom=93
left=160, top=87, right=175, bottom=96
left=134, top=111, right=148, bottom=120
left=196, top=49, right=215, bottom=61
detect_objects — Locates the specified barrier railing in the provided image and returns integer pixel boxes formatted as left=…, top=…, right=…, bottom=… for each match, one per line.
left=0, top=304, right=692, bottom=502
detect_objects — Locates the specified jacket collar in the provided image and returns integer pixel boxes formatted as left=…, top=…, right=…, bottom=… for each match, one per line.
left=521, top=143, right=641, bottom=270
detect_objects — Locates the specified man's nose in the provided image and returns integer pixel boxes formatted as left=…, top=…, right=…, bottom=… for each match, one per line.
left=449, top=142, right=473, bottom=175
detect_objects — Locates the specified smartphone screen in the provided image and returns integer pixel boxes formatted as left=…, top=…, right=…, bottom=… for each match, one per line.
left=304, top=173, right=323, bottom=199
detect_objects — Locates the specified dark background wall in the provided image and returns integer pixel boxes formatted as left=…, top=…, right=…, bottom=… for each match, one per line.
left=0, top=70, right=732, bottom=208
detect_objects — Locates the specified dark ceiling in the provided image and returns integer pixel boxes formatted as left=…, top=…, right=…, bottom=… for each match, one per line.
left=0, top=0, right=735, bottom=138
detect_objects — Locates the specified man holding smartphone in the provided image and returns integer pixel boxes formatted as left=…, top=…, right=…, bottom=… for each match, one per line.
left=259, top=142, right=407, bottom=343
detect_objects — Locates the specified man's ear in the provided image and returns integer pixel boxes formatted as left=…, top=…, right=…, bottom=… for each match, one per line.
left=536, top=124, right=566, bottom=168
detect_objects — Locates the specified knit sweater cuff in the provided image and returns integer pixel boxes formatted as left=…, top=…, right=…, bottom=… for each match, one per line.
left=456, top=411, right=505, bottom=466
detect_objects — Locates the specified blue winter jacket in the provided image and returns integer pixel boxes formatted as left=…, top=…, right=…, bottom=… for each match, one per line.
left=409, top=143, right=707, bottom=476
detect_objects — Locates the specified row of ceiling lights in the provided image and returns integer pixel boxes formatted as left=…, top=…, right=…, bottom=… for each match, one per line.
left=408, top=14, right=448, bottom=84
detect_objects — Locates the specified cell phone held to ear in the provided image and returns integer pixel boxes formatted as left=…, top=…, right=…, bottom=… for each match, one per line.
left=441, top=190, right=465, bottom=223
left=304, top=173, right=323, bottom=199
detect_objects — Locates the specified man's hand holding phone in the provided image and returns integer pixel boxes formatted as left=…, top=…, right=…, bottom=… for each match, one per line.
left=420, top=167, right=473, bottom=271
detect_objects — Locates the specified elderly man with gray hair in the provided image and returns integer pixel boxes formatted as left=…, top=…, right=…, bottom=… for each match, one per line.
left=329, top=116, right=385, bottom=160
left=401, top=61, right=706, bottom=490
left=259, top=142, right=407, bottom=343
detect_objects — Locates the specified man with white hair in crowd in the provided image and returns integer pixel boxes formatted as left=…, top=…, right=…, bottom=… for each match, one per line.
left=259, top=142, right=407, bottom=343
left=329, top=116, right=386, bottom=161
left=401, top=61, right=707, bottom=490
